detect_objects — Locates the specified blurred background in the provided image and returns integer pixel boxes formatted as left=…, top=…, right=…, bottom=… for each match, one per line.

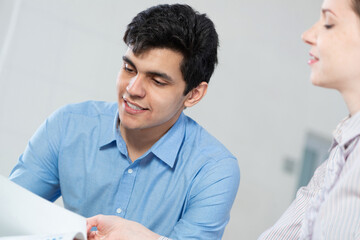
left=0, top=0, right=347, bottom=239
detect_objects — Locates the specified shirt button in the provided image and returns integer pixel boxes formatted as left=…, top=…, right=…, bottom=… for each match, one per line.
left=128, top=168, right=133, bottom=174
left=116, top=208, right=122, bottom=214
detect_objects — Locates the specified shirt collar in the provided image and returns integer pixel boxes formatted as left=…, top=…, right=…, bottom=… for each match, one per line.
left=150, top=112, right=186, bottom=168
left=99, top=110, right=119, bottom=150
left=100, top=111, right=186, bottom=168
left=332, top=111, right=360, bottom=149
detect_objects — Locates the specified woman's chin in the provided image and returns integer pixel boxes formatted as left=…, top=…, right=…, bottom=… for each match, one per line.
left=310, top=74, right=329, bottom=88
left=310, top=76, right=322, bottom=87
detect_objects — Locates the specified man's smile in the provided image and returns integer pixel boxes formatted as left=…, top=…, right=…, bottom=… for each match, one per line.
left=123, top=97, right=148, bottom=113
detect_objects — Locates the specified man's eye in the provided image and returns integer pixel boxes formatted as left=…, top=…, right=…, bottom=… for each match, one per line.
left=123, top=63, right=135, bottom=73
left=153, top=79, right=166, bottom=86
left=124, top=66, right=133, bottom=72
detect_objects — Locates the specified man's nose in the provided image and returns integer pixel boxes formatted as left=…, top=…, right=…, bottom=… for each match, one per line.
left=126, top=74, right=146, bottom=98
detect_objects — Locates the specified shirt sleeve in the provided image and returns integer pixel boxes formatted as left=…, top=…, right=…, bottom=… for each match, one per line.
left=168, top=157, right=240, bottom=240
left=258, top=160, right=328, bottom=240
left=9, top=107, right=66, bottom=202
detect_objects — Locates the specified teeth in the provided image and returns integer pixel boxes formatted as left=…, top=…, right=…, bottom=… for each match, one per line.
left=127, top=101, right=143, bottom=110
left=310, top=54, right=318, bottom=60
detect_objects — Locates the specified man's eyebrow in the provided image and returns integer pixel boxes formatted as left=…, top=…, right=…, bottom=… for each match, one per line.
left=147, top=71, right=174, bottom=83
left=122, top=55, right=174, bottom=83
left=122, top=56, right=136, bottom=69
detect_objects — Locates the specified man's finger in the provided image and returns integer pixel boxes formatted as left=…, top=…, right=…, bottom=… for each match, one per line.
left=87, top=215, right=102, bottom=232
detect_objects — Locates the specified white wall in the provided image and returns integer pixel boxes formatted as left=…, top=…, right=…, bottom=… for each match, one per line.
left=0, top=0, right=348, bottom=239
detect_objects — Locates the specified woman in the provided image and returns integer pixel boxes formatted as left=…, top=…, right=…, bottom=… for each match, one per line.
left=259, top=0, right=360, bottom=239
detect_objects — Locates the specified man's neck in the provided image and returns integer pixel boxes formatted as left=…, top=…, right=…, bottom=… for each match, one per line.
left=119, top=116, right=180, bottom=162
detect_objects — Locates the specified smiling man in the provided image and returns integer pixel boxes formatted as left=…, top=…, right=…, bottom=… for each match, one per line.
left=9, top=4, right=240, bottom=240
left=116, top=48, right=205, bottom=161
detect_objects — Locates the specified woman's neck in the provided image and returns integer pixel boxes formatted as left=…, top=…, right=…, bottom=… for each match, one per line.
left=341, top=87, right=360, bottom=116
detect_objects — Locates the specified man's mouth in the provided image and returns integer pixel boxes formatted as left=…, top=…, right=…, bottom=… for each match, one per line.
left=123, top=97, right=147, bottom=111
left=126, top=101, right=145, bottom=110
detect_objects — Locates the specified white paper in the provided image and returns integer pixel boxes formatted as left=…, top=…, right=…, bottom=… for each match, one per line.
left=0, top=232, right=84, bottom=240
left=0, top=175, right=87, bottom=239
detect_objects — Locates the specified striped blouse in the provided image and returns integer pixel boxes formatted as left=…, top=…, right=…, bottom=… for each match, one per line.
left=259, top=111, right=360, bottom=240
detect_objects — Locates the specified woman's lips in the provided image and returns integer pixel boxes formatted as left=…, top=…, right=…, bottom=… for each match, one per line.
left=308, top=52, right=319, bottom=65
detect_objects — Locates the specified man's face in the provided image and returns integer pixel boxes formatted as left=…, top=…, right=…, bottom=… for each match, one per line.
left=117, top=47, right=189, bottom=134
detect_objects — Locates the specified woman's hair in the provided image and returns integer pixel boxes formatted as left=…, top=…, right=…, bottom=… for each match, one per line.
left=123, top=4, right=219, bottom=95
left=351, top=0, right=360, bottom=18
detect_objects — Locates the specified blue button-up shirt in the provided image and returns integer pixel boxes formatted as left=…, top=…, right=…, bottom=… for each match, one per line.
left=10, top=101, right=240, bottom=239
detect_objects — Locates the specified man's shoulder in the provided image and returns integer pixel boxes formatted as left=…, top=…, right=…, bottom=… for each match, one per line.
left=46, top=101, right=117, bottom=142
left=179, top=114, right=240, bottom=192
left=58, top=100, right=118, bottom=117
left=182, top=114, right=236, bottom=162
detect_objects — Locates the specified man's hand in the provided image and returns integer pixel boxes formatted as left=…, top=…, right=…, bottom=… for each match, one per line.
left=87, top=215, right=161, bottom=240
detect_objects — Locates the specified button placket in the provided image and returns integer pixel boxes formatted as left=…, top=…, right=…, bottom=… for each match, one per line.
left=114, top=164, right=138, bottom=217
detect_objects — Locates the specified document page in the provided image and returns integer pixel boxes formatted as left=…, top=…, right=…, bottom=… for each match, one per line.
left=0, top=175, right=87, bottom=239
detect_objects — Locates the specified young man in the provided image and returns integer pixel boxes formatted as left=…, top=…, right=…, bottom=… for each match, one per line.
left=10, top=4, right=240, bottom=239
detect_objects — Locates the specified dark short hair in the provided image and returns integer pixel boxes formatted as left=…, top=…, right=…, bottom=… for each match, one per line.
left=123, top=4, right=219, bottom=95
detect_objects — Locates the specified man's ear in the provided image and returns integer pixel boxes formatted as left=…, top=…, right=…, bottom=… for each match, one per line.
left=184, top=82, right=208, bottom=108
